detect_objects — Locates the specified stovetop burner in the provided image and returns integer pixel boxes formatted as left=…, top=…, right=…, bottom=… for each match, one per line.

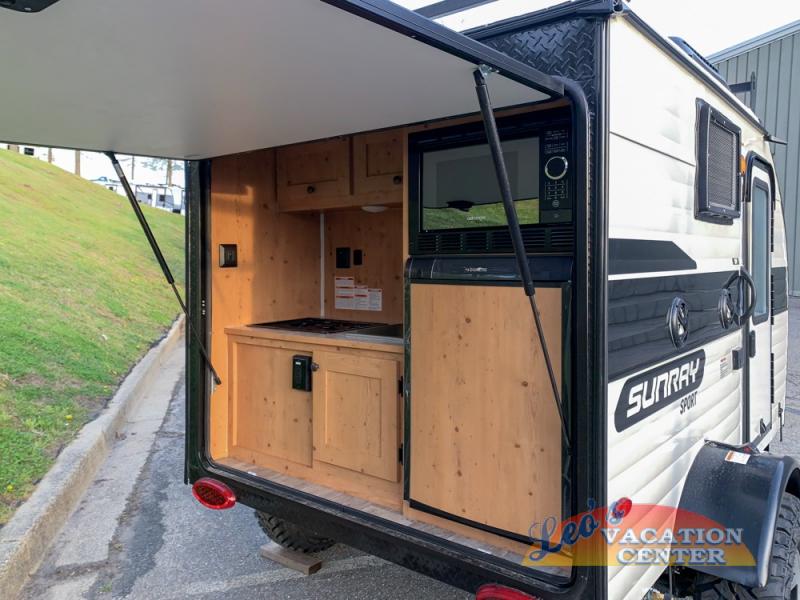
left=249, top=317, right=383, bottom=335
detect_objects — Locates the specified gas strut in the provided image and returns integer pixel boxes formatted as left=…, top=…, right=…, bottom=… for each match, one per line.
left=473, top=66, right=570, bottom=450
left=106, top=152, right=222, bottom=386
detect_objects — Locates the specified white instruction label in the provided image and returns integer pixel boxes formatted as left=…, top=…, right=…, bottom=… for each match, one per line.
left=354, top=285, right=369, bottom=311
left=334, top=277, right=355, bottom=310
left=368, top=288, right=383, bottom=312
left=725, top=450, right=750, bottom=465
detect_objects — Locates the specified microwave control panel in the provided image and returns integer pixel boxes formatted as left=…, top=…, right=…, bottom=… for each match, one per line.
left=539, top=129, right=571, bottom=224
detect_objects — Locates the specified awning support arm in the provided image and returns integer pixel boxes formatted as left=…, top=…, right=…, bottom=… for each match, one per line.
left=473, top=66, right=570, bottom=450
left=106, top=151, right=222, bottom=386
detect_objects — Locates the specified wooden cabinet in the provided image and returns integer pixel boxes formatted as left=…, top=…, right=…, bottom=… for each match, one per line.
left=225, top=327, right=403, bottom=503
left=313, top=351, right=400, bottom=482
left=276, top=138, right=351, bottom=210
left=352, top=131, right=404, bottom=197
left=228, top=340, right=313, bottom=466
left=277, top=130, right=404, bottom=212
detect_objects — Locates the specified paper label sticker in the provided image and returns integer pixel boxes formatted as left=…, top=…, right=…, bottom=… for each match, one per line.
left=334, top=277, right=355, bottom=310
left=368, top=288, right=383, bottom=312
left=725, top=450, right=750, bottom=465
left=720, top=355, right=731, bottom=379
left=354, top=285, right=369, bottom=311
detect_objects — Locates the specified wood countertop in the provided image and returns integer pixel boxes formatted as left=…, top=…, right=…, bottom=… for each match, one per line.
left=225, top=325, right=404, bottom=355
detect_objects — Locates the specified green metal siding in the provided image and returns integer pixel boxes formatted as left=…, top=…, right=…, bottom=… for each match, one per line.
left=713, top=27, right=800, bottom=294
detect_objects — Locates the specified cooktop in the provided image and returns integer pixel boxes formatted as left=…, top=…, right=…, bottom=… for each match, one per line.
left=249, top=317, right=384, bottom=335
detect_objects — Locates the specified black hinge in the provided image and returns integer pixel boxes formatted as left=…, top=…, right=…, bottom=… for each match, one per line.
left=398, top=376, right=404, bottom=396
left=748, top=331, right=757, bottom=358
left=398, top=443, right=404, bottom=465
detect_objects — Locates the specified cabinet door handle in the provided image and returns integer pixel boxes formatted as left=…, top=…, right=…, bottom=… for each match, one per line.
left=310, top=362, right=320, bottom=372
left=307, top=185, right=316, bottom=194
left=392, top=175, right=403, bottom=185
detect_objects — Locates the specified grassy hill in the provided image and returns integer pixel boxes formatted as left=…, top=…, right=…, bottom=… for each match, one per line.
left=0, top=149, right=184, bottom=524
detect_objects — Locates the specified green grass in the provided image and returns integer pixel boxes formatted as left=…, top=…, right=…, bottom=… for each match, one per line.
left=0, top=150, right=184, bottom=524
left=422, top=198, right=540, bottom=230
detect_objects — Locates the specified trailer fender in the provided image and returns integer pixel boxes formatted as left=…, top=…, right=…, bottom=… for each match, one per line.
left=675, top=441, right=800, bottom=588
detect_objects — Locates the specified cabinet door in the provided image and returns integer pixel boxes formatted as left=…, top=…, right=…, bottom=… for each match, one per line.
left=229, top=340, right=312, bottom=466
left=312, top=351, right=400, bottom=482
left=276, top=138, right=351, bottom=208
left=352, top=131, right=404, bottom=196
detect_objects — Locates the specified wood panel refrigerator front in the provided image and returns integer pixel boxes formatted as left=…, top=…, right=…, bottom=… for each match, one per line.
left=409, top=284, right=563, bottom=537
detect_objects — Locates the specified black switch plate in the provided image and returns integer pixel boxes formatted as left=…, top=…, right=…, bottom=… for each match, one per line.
left=219, top=244, right=238, bottom=268
left=336, top=247, right=351, bottom=269
left=353, top=249, right=363, bottom=266
left=292, top=355, right=312, bottom=391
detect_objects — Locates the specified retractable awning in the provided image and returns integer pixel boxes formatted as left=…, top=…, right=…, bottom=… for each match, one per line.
left=0, top=0, right=563, bottom=159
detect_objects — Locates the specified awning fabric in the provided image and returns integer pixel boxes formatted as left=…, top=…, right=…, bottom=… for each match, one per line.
left=0, top=0, right=562, bottom=159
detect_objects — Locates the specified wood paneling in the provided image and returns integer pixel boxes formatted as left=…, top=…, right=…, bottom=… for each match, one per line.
left=409, top=284, right=563, bottom=537
left=229, top=339, right=312, bottom=466
left=277, top=138, right=351, bottom=209
left=209, top=150, right=320, bottom=459
left=353, top=130, right=404, bottom=197
left=313, top=351, right=400, bottom=482
left=324, top=207, right=403, bottom=323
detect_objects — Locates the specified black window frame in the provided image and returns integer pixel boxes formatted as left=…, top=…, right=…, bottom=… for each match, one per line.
left=695, top=99, right=742, bottom=224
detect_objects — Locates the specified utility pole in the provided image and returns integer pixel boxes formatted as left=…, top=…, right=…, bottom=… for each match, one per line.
left=74, top=150, right=81, bottom=176
left=130, top=156, right=136, bottom=181
left=47, top=148, right=53, bottom=163
left=166, top=159, right=173, bottom=186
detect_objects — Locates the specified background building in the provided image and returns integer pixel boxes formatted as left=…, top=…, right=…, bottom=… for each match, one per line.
left=711, top=20, right=800, bottom=294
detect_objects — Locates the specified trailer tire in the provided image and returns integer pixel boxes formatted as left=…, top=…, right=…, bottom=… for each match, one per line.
left=692, top=493, right=800, bottom=600
left=255, top=511, right=336, bottom=554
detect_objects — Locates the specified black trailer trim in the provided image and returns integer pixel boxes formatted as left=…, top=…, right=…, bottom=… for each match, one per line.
left=467, top=0, right=620, bottom=39
left=321, top=0, right=564, bottom=99
left=609, top=239, right=697, bottom=275
left=408, top=499, right=558, bottom=549
left=608, top=270, right=742, bottom=381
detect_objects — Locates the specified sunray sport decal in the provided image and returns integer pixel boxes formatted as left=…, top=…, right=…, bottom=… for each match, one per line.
left=615, top=350, right=706, bottom=432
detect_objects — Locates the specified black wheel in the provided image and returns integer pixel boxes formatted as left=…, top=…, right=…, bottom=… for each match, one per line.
left=255, top=511, right=336, bottom=554
left=693, top=493, right=800, bottom=599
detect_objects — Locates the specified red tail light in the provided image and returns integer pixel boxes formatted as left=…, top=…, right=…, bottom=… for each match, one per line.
left=476, top=584, right=540, bottom=600
left=192, top=478, right=236, bottom=510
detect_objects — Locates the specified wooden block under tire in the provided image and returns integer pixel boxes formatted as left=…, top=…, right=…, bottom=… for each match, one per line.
left=259, top=542, right=323, bottom=575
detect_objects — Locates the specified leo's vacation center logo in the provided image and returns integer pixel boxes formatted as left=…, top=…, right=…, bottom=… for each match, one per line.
left=521, top=498, right=754, bottom=568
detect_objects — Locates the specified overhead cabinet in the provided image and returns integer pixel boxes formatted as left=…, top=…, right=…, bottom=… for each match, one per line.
left=352, top=131, right=404, bottom=196
left=277, top=132, right=403, bottom=212
left=277, top=138, right=351, bottom=211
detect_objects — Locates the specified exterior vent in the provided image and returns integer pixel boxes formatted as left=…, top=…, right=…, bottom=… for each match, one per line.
left=414, top=226, right=574, bottom=255
left=438, top=232, right=462, bottom=253
left=549, top=225, right=575, bottom=250
left=462, top=231, right=489, bottom=253
left=416, top=233, right=438, bottom=254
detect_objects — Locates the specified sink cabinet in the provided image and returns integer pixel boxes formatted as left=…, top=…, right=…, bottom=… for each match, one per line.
left=225, top=327, right=403, bottom=506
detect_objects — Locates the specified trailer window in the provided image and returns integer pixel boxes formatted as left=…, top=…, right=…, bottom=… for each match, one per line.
left=695, top=100, right=741, bottom=223
left=751, top=182, right=770, bottom=320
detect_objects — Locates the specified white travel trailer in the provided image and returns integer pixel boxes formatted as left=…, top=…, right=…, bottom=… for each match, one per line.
left=0, top=1, right=793, bottom=599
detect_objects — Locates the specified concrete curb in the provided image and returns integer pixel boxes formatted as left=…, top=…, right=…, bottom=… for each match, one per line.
left=0, top=316, right=185, bottom=599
